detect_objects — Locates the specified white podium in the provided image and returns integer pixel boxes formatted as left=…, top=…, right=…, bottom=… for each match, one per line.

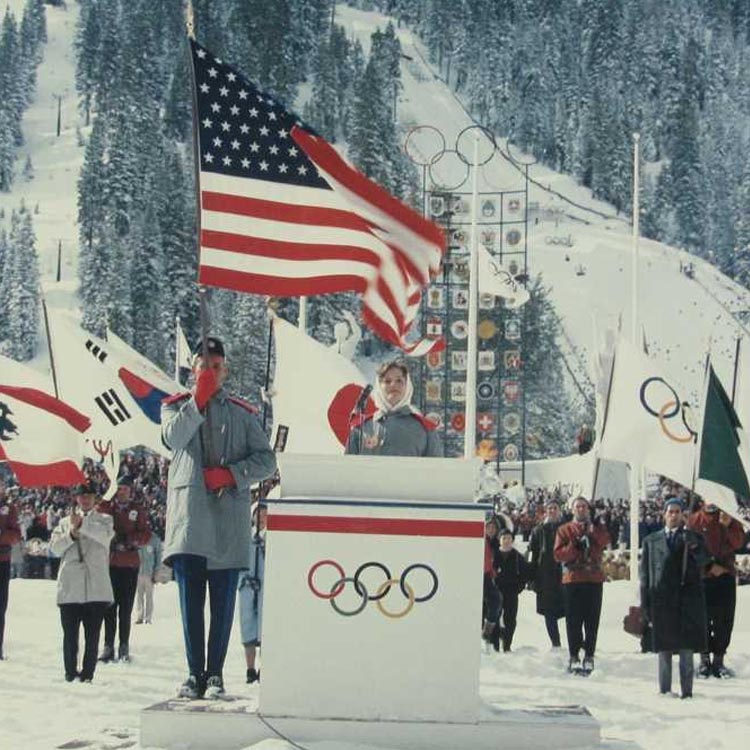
left=141, top=455, right=601, bottom=749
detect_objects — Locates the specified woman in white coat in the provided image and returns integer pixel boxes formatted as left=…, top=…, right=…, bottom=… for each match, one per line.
left=50, top=482, right=114, bottom=682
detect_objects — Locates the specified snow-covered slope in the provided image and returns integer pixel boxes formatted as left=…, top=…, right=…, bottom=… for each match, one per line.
left=0, top=0, right=83, bottom=304
left=336, top=4, right=750, bottom=408
left=4, top=2, right=750, bottom=413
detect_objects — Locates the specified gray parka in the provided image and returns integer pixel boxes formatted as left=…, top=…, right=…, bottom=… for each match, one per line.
left=50, top=512, right=115, bottom=605
left=346, top=406, right=443, bottom=457
left=161, top=389, right=277, bottom=570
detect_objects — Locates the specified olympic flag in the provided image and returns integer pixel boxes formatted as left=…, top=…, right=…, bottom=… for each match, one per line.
left=476, top=244, right=530, bottom=308
left=597, top=338, right=697, bottom=486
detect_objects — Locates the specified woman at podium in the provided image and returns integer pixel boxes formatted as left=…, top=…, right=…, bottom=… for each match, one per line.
left=346, top=360, right=443, bottom=457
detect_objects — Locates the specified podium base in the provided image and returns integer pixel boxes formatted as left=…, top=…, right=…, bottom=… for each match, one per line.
left=140, top=698, right=602, bottom=750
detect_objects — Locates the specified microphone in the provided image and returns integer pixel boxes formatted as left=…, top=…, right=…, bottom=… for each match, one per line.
left=353, top=384, right=373, bottom=414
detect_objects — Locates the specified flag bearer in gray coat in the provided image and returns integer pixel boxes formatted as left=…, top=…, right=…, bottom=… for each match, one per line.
left=161, top=337, right=277, bottom=700
left=641, top=497, right=708, bottom=699
left=50, top=482, right=114, bottom=683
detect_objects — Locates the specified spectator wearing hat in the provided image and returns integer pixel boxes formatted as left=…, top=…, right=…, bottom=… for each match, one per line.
left=49, top=483, right=114, bottom=682
left=494, top=527, right=531, bottom=652
left=641, top=497, right=707, bottom=698
left=0, top=477, right=22, bottom=659
left=238, top=500, right=267, bottom=684
left=527, top=499, right=565, bottom=648
left=161, top=336, right=277, bottom=700
left=346, top=360, right=443, bottom=457
left=98, top=473, right=152, bottom=663
left=554, top=496, right=610, bottom=674
left=687, top=502, right=745, bottom=678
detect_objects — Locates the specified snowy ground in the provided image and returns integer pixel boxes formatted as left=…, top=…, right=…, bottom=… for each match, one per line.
left=1, top=579, right=748, bottom=750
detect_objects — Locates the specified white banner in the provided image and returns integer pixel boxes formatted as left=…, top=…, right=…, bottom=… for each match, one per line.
left=598, top=337, right=697, bottom=486
left=47, top=313, right=171, bottom=461
left=477, top=244, right=530, bottom=308
left=272, top=316, right=369, bottom=454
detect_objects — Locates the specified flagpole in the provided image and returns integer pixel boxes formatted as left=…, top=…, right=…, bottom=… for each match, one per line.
left=299, top=296, right=308, bottom=332
left=184, top=0, right=218, bottom=469
left=631, top=133, right=640, bottom=343
left=463, top=135, right=480, bottom=459
left=41, top=293, right=59, bottom=399
left=731, top=337, right=741, bottom=406
left=174, top=315, right=181, bottom=383
left=629, top=132, right=641, bottom=588
left=591, top=346, right=617, bottom=500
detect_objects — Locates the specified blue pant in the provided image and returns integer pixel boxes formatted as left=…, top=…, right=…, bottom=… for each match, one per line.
left=171, top=555, right=239, bottom=679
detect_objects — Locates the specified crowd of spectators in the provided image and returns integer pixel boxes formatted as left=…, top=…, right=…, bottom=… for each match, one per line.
left=0, top=453, right=169, bottom=579
left=2, top=460, right=748, bottom=582
left=493, top=477, right=750, bottom=583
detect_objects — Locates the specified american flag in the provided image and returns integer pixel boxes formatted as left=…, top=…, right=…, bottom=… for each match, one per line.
left=189, top=40, right=445, bottom=355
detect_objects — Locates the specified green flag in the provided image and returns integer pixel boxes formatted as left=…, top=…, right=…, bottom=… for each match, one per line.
left=697, top=366, right=750, bottom=500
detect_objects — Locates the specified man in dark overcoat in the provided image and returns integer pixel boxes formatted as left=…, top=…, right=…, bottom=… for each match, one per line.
left=641, top=497, right=707, bottom=699
left=527, top=498, right=565, bottom=648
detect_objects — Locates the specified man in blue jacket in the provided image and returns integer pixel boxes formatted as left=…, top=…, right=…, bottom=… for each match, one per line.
left=161, top=337, right=277, bottom=700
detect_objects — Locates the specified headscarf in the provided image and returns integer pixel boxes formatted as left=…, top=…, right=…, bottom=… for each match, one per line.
left=373, top=361, right=415, bottom=415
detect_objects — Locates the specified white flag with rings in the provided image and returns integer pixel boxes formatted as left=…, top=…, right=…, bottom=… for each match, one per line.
left=476, top=244, right=530, bottom=308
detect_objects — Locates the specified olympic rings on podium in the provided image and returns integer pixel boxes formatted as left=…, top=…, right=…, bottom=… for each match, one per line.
left=376, top=579, right=415, bottom=619
left=307, top=560, right=439, bottom=618
left=329, top=577, right=369, bottom=617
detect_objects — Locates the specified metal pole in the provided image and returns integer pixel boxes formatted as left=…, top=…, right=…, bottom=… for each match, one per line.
left=41, top=295, right=59, bottom=399
left=262, top=317, right=274, bottom=432
left=174, top=315, right=181, bottom=383
left=731, top=337, right=741, bottom=406
left=629, top=132, right=641, bottom=588
left=464, top=136, right=480, bottom=459
left=56, top=240, right=61, bottom=282
left=298, top=296, right=308, bottom=332
left=631, top=133, right=640, bottom=343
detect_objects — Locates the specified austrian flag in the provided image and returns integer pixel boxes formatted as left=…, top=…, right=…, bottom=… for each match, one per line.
left=0, top=356, right=90, bottom=487
left=189, top=40, right=445, bottom=356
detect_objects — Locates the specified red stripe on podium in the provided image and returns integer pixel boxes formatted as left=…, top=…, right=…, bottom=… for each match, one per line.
left=266, top=514, right=483, bottom=538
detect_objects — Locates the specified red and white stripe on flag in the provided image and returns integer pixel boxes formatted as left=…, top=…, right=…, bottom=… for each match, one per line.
left=190, top=40, right=445, bottom=356
left=0, top=385, right=90, bottom=487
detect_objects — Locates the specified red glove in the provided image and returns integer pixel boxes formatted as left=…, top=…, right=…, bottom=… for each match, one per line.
left=194, top=368, right=219, bottom=411
left=203, top=467, right=236, bottom=493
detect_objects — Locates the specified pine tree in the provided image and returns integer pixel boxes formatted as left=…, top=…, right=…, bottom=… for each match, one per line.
left=0, top=9, right=24, bottom=147
left=521, top=275, right=584, bottom=458
left=4, top=208, right=40, bottom=361
left=0, top=108, right=14, bottom=191
left=0, top=229, right=8, bottom=333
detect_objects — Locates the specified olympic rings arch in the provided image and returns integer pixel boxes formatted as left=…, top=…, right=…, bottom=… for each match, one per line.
left=307, top=560, right=439, bottom=618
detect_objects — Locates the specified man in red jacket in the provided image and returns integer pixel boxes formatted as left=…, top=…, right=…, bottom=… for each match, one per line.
left=688, top=503, right=745, bottom=678
left=0, top=477, right=22, bottom=659
left=554, top=496, right=610, bottom=674
left=98, top=474, right=152, bottom=663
